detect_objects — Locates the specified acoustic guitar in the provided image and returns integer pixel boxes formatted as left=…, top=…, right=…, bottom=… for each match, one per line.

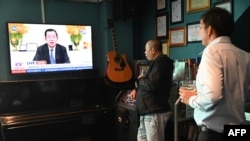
left=106, top=19, right=133, bottom=83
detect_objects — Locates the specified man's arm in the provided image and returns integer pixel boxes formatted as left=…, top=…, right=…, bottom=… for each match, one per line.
left=62, top=47, right=70, bottom=63
left=56, top=44, right=70, bottom=63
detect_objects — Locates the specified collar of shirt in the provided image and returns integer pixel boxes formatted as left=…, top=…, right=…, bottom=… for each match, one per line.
left=206, top=36, right=231, bottom=49
left=48, top=46, right=56, bottom=57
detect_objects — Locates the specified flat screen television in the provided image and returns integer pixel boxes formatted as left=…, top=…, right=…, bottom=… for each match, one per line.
left=7, top=22, right=93, bottom=74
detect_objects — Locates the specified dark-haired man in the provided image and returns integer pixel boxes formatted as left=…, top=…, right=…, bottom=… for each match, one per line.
left=33, top=28, right=70, bottom=64
left=130, top=39, right=174, bottom=141
left=179, top=7, right=250, bottom=141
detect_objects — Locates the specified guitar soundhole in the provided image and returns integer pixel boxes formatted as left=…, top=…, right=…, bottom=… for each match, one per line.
left=115, top=56, right=121, bottom=63
left=114, top=56, right=126, bottom=71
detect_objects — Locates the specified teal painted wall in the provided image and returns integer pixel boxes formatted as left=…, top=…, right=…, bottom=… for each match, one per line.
left=0, top=0, right=249, bottom=81
left=135, top=0, right=250, bottom=60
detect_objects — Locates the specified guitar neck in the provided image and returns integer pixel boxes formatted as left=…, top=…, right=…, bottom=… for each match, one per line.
left=110, top=27, right=119, bottom=55
left=108, top=19, right=120, bottom=56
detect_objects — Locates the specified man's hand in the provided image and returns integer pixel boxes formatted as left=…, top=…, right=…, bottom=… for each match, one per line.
left=179, top=87, right=197, bottom=105
left=129, top=89, right=137, bottom=100
left=138, top=74, right=143, bottom=79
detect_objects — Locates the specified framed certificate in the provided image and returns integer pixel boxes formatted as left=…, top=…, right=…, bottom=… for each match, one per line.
left=187, top=0, right=210, bottom=13
left=169, top=26, right=186, bottom=47
left=162, top=40, right=169, bottom=56
left=171, top=0, right=183, bottom=24
left=214, top=0, right=233, bottom=14
left=186, top=21, right=201, bottom=43
left=156, top=0, right=167, bottom=11
left=156, top=13, right=168, bottom=39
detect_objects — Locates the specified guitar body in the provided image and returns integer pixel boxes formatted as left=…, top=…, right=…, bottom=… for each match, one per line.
left=106, top=50, right=133, bottom=83
left=106, top=19, right=133, bottom=83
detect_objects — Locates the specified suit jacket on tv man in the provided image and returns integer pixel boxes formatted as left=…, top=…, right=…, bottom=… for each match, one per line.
left=33, top=43, right=70, bottom=64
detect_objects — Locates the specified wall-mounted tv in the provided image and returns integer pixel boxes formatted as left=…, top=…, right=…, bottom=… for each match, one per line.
left=7, top=22, right=93, bottom=74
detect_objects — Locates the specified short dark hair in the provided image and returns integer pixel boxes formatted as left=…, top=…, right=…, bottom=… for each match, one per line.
left=149, top=38, right=162, bottom=52
left=201, top=7, right=234, bottom=36
left=44, top=28, right=58, bottom=37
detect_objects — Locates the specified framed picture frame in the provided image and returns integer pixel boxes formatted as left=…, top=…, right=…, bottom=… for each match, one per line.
left=133, top=60, right=148, bottom=78
left=162, top=40, right=169, bottom=56
left=138, top=64, right=150, bottom=76
left=187, top=0, right=210, bottom=13
left=169, top=26, right=186, bottom=47
left=156, top=0, right=167, bottom=11
left=156, top=13, right=168, bottom=39
left=214, top=0, right=233, bottom=14
left=186, top=21, right=201, bottom=43
left=170, top=0, right=183, bottom=24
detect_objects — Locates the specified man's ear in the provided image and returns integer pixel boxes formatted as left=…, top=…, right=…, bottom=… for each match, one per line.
left=207, top=25, right=215, bottom=37
left=151, top=47, right=156, bottom=54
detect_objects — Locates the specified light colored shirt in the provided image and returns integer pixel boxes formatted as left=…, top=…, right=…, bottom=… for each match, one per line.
left=48, top=46, right=56, bottom=64
left=189, top=36, right=250, bottom=133
left=48, top=46, right=56, bottom=58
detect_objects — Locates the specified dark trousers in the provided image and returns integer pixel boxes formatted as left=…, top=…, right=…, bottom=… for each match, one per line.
left=196, top=125, right=223, bottom=141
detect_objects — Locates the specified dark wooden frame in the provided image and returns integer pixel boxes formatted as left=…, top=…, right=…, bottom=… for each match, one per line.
left=156, top=13, right=168, bottom=39
left=186, top=21, right=201, bottom=43
left=138, top=64, right=150, bottom=76
left=169, top=26, right=186, bottom=47
left=214, top=0, right=233, bottom=14
left=161, top=39, right=169, bottom=56
left=187, top=0, right=210, bottom=13
left=170, top=0, right=183, bottom=24
left=133, top=60, right=149, bottom=78
left=156, top=0, right=167, bottom=11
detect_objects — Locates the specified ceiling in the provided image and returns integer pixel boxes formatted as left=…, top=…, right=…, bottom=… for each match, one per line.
left=68, top=0, right=104, bottom=3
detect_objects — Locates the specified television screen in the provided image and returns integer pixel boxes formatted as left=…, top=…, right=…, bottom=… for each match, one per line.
left=7, top=22, right=93, bottom=74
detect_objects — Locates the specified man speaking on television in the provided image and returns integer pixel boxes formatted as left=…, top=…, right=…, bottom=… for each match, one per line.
left=33, top=28, right=70, bottom=64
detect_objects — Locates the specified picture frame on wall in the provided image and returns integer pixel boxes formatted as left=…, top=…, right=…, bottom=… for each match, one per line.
left=138, top=64, right=150, bottom=76
left=169, top=26, right=186, bottom=47
left=133, top=60, right=149, bottom=78
left=156, top=13, right=168, bottom=39
left=162, top=40, right=169, bottom=56
left=214, top=0, right=233, bottom=14
left=186, top=21, right=201, bottom=43
left=187, top=0, right=210, bottom=13
left=156, top=0, right=167, bottom=11
left=170, top=0, right=183, bottom=24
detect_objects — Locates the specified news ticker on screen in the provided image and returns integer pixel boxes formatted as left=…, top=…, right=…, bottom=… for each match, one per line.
left=224, top=125, right=250, bottom=140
